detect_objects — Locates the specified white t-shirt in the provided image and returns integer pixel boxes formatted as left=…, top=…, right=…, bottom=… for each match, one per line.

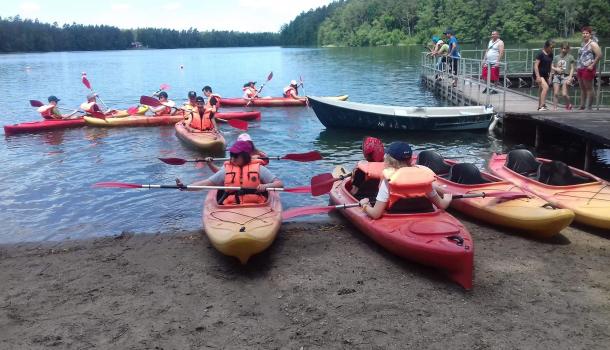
left=486, top=39, right=503, bottom=64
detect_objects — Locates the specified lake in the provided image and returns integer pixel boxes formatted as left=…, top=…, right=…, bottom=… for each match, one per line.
left=0, top=46, right=607, bottom=243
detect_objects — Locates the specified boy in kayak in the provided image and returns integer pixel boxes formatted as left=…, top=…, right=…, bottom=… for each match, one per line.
left=150, top=91, right=176, bottom=116
left=183, top=91, right=198, bottom=110
left=202, top=86, right=222, bottom=109
left=185, top=96, right=217, bottom=131
left=80, top=93, right=116, bottom=116
left=350, top=136, right=385, bottom=195
left=178, top=140, right=283, bottom=205
left=39, top=95, right=79, bottom=120
left=359, top=142, right=452, bottom=219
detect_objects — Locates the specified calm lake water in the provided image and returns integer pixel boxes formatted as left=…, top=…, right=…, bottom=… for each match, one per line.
left=0, top=46, right=607, bottom=243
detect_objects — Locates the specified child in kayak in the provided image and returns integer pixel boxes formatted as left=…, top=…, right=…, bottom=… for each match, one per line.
left=243, top=81, right=258, bottom=100
left=184, top=96, right=217, bottom=131
left=350, top=136, right=385, bottom=195
left=359, top=141, right=452, bottom=219
left=39, top=95, right=79, bottom=120
left=178, top=140, right=283, bottom=204
left=150, top=91, right=176, bottom=116
left=283, top=80, right=306, bottom=102
left=204, top=133, right=268, bottom=173
left=202, top=86, right=221, bottom=109
left=183, top=91, right=197, bottom=110
left=80, top=93, right=117, bottom=116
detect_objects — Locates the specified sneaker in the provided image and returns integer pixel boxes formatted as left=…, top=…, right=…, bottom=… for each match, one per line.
left=566, top=104, right=573, bottom=110
left=538, top=106, right=549, bottom=111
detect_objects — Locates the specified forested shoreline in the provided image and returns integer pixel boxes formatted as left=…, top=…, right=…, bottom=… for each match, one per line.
left=0, top=16, right=279, bottom=53
left=281, top=0, right=610, bottom=47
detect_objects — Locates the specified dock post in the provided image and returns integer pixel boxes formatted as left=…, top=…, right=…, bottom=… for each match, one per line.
left=584, top=141, right=592, bottom=171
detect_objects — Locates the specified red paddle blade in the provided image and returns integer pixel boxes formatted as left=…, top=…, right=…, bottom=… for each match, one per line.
left=81, top=75, right=91, bottom=89
left=158, top=157, right=188, bottom=165
left=93, top=182, right=142, bottom=188
left=283, top=186, right=312, bottom=193
left=267, top=72, right=273, bottom=81
left=127, top=106, right=140, bottom=115
left=140, top=95, right=162, bottom=107
left=227, top=119, right=248, bottom=130
left=30, top=100, right=44, bottom=107
left=160, top=83, right=170, bottom=90
left=311, top=173, right=336, bottom=196
left=282, top=205, right=335, bottom=220
left=282, top=151, right=323, bottom=162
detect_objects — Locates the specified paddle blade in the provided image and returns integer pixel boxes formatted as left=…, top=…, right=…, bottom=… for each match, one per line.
left=283, top=186, right=312, bottom=194
left=30, top=100, right=44, bottom=107
left=81, top=75, right=91, bottom=89
left=267, top=72, right=273, bottom=81
left=311, top=173, right=335, bottom=196
left=160, top=83, right=171, bottom=90
left=282, top=206, right=335, bottom=220
left=227, top=119, right=248, bottom=130
left=140, top=95, right=162, bottom=107
left=282, top=151, right=323, bottom=162
left=127, top=106, right=140, bottom=115
left=93, top=182, right=142, bottom=189
left=158, top=157, right=188, bottom=165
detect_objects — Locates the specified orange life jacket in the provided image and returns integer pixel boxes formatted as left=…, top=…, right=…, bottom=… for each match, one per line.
left=384, top=166, right=435, bottom=210
left=80, top=101, right=100, bottom=113
left=355, top=161, right=385, bottom=180
left=188, top=107, right=214, bottom=131
left=283, top=86, right=298, bottom=98
left=222, top=159, right=266, bottom=205
left=207, top=93, right=222, bottom=109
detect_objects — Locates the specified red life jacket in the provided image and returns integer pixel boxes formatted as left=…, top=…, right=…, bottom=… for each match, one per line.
left=243, top=87, right=257, bottom=99
left=222, top=159, right=266, bottom=205
left=384, top=166, right=435, bottom=210
left=80, top=101, right=100, bottom=113
left=188, top=107, right=214, bottom=131
left=283, top=86, right=298, bottom=98
left=39, top=105, right=55, bottom=120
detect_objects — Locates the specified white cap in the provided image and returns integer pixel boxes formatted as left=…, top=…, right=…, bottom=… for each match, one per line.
left=290, top=80, right=298, bottom=86
left=237, top=133, right=252, bottom=142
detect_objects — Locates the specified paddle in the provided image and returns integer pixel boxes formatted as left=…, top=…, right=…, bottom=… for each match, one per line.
left=256, top=71, right=273, bottom=97
left=152, top=83, right=171, bottom=97
left=92, top=182, right=311, bottom=193
left=282, top=191, right=530, bottom=220
left=81, top=73, right=109, bottom=110
left=159, top=151, right=323, bottom=166
left=140, top=95, right=247, bottom=130
left=310, top=171, right=352, bottom=196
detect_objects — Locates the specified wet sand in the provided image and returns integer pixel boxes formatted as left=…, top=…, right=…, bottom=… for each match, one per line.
left=1, top=215, right=609, bottom=349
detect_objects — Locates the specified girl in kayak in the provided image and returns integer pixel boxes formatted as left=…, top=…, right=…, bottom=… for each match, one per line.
left=178, top=140, right=283, bottom=205
left=185, top=96, right=217, bottom=131
left=358, top=141, right=452, bottom=219
left=350, top=136, right=385, bottom=195
left=39, top=95, right=79, bottom=120
left=205, top=133, right=268, bottom=173
left=243, top=81, right=258, bottom=100
left=150, top=91, right=176, bottom=116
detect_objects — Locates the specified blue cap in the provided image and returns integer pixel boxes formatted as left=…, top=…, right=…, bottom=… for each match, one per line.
left=432, top=36, right=440, bottom=43
left=386, top=142, right=413, bottom=161
left=48, top=95, right=60, bottom=102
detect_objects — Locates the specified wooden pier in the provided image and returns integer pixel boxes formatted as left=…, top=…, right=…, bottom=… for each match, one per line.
left=420, top=53, right=610, bottom=172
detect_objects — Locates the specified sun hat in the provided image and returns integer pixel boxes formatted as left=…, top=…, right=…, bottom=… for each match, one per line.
left=229, top=140, right=253, bottom=154
left=237, top=133, right=252, bottom=142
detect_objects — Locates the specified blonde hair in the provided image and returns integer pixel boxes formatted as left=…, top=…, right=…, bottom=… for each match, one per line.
left=384, top=154, right=411, bottom=170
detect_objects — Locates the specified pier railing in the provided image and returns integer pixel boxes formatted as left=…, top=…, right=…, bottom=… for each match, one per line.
left=421, top=53, right=508, bottom=115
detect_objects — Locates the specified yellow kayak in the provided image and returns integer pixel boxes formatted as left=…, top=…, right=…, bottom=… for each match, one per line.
left=84, top=114, right=182, bottom=127
left=413, top=152, right=575, bottom=238
left=203, top=190, right=282, bottom=264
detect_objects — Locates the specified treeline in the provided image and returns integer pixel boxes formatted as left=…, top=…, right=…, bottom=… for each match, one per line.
left=0, top=16, right=280, bottom=53
left=280, top=0, right=610, bottom=46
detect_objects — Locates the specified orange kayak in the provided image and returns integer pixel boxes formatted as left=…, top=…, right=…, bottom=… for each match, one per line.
left=489, top=151, right=610, bottom=230
left=203, top=190, right=282, bottom=263
left=414, top=151, right=574, bottom=238
left=174, top=122, right=225, bottom=154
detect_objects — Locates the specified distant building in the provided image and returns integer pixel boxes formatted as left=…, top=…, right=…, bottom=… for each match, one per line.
left=130, top=41, right=147, bottom=49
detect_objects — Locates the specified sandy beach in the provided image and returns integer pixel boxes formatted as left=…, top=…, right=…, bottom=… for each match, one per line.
left=1, top=215, right=609, bottom=349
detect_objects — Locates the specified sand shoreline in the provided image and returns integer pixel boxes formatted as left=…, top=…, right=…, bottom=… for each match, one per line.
left=1, top=218, right=609, bottom=349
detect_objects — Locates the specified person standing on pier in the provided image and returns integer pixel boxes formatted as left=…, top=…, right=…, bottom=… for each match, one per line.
left=533, top=40, right=555, bottom=111
left=576, top=26, right=602, bottom=110
left=481, top=31, right=504, bottom=93
left=551, top=42, right=575, bottom=111
left=444, top=29, right=460, bottom=87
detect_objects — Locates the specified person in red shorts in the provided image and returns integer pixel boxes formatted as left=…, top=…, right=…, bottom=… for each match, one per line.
left=481, top=30, right=504, bottom=94
left=576, top=26, right=602, bottom=110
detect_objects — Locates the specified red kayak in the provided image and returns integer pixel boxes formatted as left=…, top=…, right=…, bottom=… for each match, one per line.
left=329, top=166, right=474, bottom=289
left=218, top=95, right=348, bottom=107
left=4, top=118, right=85, bottom=135
left=216, top=111, right=261, bottom=121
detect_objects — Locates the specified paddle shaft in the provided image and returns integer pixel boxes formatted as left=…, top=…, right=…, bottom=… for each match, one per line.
left=137, top=184, right=285, bottom=191
left=184, top=156, right=301, bottom=162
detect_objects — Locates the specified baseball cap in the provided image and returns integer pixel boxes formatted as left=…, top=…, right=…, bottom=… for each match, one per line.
left=48, top=95, right=60, bottom=102
left=385, top=141, right=413, bottom=161
left=195, top=96, right=205, bottom=103
left=229, top=140, right=253, bottom=154
left=158, top=91, right=168, bottom=99
left=290, top=80, right=298, bottom=86
left=188, top=91, right=197, bottom=98
left=237, top=133, right=252, bottom=142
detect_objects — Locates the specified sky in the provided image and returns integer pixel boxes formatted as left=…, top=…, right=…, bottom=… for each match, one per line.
left=1, top=0, right=335, bottom=32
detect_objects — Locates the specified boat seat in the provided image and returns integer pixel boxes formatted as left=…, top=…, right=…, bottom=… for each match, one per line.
left=416, top=150, right=451, bottom=175
left=448, top=163, right=491, bottom=185
left=537, top=161, right=592, bottom=186
left=216, top=189, right=268, bottom=205
left=506, top=149, right=540, bottom=176
left=387, top=197, right=435, bottom=214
